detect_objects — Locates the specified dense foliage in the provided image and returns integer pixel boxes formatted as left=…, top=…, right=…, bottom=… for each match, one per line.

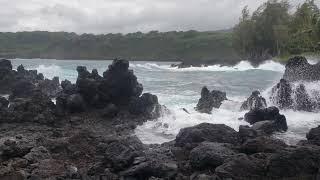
left=234, top=0, right=320, bottom=64
left=0, top=30, right=240, bottom=65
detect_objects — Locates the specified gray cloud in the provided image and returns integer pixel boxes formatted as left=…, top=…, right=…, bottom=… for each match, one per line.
left=0, top=0, right=316, bottom=34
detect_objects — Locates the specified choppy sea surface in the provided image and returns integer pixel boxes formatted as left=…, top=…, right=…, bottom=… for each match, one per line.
left=8, top=58, right=320, bottom=145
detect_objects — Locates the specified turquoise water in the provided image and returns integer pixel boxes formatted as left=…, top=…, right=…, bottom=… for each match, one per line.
left=10, top=58, right=320, bottom=145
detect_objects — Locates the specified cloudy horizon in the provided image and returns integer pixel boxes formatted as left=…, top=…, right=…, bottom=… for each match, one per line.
left=0, top=0, right=316, bottom=34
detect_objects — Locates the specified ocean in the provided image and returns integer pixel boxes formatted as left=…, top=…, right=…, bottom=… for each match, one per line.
left=8, top=58, right=320, bottom=145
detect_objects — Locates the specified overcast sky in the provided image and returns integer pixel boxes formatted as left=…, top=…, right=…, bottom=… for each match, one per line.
left=0, top=0, right=317, bottom=34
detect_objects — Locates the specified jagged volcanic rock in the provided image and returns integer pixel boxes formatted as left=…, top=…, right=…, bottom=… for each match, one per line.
left=283, top=56, right=320, bottom=82
left=195, top=86, right=227, bottom=114
left=244, top=106, right=288, bottom=133
left=270, top=79, right=319, bottom=112
left=241, top=90, right=267, bottom=111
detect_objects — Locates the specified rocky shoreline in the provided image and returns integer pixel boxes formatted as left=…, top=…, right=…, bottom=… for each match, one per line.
left=0, top=57, right=320, bottom=179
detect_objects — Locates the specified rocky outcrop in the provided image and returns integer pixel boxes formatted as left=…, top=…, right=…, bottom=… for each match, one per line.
left=244, top=106, right=288, bottom=134
left=266, top=146, right=320, bottom=178
left=2, top=90, right=57, bottom=124
left=306, top=125, right=320, bottom=146
left=270, top=79, right=319, bottom=112
left=189, top=142, right=236, bottom=170
left=195, top=87, right=227, bottom=114
left=215, top=153, right=267, bottom=179
left=241, top=90, right=267, bottom=111
left=240, top=136, right=287, bottom=154
left=56, top=59, right=161, bottom=119
left=283, top=56, right=320, bottom=82
left=0, top=59, right=61, bottom=97
left=175, top=123, right=239, bottom=149
left=270, top=79, right=293, bottom=109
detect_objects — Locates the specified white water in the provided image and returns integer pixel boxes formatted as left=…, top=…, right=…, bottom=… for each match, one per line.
left=8, top=58, right=320, bottom=145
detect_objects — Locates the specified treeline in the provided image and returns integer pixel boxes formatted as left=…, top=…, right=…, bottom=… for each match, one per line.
left=0, top=30, right=240, bottom=65
left=233, top=0, right=320, bottom=64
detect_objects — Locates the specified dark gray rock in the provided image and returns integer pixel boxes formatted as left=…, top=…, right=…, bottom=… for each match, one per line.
left=240, top=136, right=287, bottom=154
left=9, top=79, right=36, bottom=100
left=240, top=90, right=267, bottom=111
left=102, top=103, right=119, bottom=118
left=266, top=146, right=320, bottom=178
left=37, top=76, right=61, bottom=98
left=215, top=153, right=267, bottom=179
left=24, top=146, right=51, bottom=164
left=189, top=142, right=236, bottom=170
left=5, top=90, right=56, bottom=124
left=270, top=79, right=293, bottom=109
left=175, top=123, right=239, bottom=149
left=283, top=56, right=320, bottom=82
left=295, top=84, right=315, bottom=112
left=0, top=97, right=9, bottom=109
left=238, top=125, right=258, bottom=143
left=66, top=94, right=86, bottom=113
left=196, top=87, right=227, bottom=114
left=99, top=59, right=143, bottom=106
left=129, top=93, right=161, bottom=118
left=244, top=106, right=288, bottom=133
left=270, top=78, right=319, bottom=112
left=306, top=125, right=320, bottom=146
left=120, top=145, right=177, bottom=179
left=103, top=136, right=145, bottom=171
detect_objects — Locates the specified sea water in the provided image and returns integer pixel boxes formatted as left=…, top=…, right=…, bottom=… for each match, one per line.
left=9, top=58, right=320, bottom=145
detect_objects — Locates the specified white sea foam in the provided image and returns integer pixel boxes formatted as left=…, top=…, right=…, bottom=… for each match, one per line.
left=35, top=64, right=63, bottom=80
left=167, top=60, right=285, bottom=72
left=135, top=98, right=249, bottom=144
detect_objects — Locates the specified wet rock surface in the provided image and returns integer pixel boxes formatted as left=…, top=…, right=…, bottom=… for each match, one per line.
left=270, top=79, right=319, bottom=112
left=241, top=90, right=267, bottom=111
left=0, top=59, right=61, bottom=97
left=244, top=106, right=288, bottom=134
left=195, top=86, right=227, bottom=114
left=283, top=56, right=320, bottom=82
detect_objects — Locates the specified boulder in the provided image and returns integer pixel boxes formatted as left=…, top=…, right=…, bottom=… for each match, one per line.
left=120, top=145, right=177, bottom=179
left=98, top=59, right=143, bottom=105
left=196, top=87, right=227, bottom=114
left=103, top=136, right=145, bottom=171
left=251, top=121, right=280, bottom=135
left=270, top=79, right=293, bottom=109
left=66, top=94, right=86, bottom=113
left=6, top=90, right=56, bottom=124
left=270, top=79, right=319, bottom=111
left=189, top=142, right=236, bottom=170
left=0, top=97, right=9, bottom=109
left=306, top=125, right=320, bottom=146
left=175, top=123, right=239, bottom=148
left=295, top=84, right=314, bottom=111
left=266, top=146, right=320, bottom=178
left=244, top=106, right=288, bottom=132
left=129, top=93, right=161, bottom=118
left=283, top=56, right=320, bottom=82
left=0, top=138, right=33, bottom=161
left=238, top=125, right=258, bottom=143
left=0, top=59, right=13, bottom=72
left=215, top=153, right=267, bottom=179
left=240, top=91, right=267, bottom=111
left=23, top=146, right=51, bottom=164
left=240, top=136, right=287, bottom=154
